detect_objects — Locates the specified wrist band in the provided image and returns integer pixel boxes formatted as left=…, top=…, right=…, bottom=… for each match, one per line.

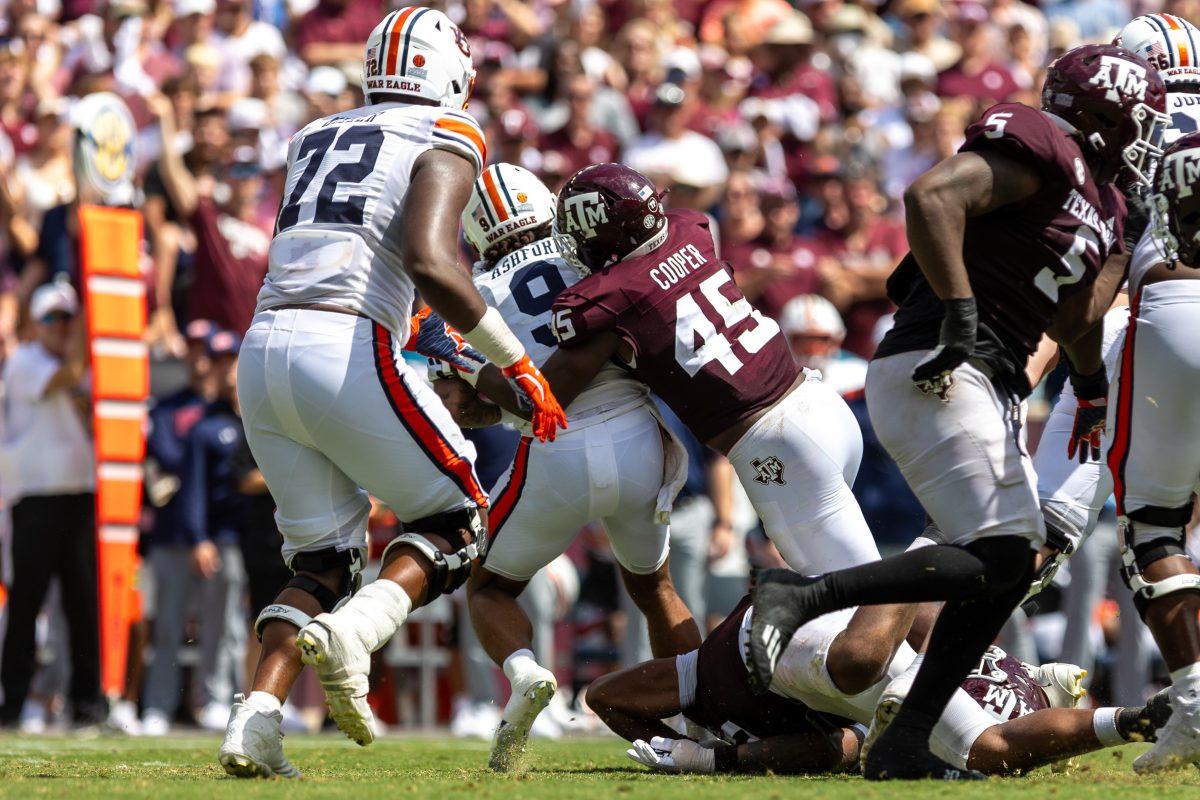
left=1093, top=707, right=1124, bottom=747
left=713, top=743, right=738, bottom=773
left=462, top=307, right=525, bottom=369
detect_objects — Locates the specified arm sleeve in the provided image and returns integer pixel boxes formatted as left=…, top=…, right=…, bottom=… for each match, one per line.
left=550, top=289, right=622, bottom=349
left=178, top=426, right=210, bottom=545
left=430, top=110, right=488, bottom=177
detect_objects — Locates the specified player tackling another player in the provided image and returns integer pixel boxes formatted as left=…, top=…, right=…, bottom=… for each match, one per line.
left=219, top=8, right=565, bottom=778
left=433, top=163, right=698, bottom=771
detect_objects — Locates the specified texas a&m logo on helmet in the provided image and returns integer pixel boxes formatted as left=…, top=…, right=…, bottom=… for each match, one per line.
left=1088, top=54, right=1152, bottom=103
left=559, top=192, right=609, bottom=240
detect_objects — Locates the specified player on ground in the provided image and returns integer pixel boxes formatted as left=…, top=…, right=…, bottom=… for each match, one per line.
left=433, top=163, right=697, bottom=771
left=449, top=163, right=919, bottom=699
left=1027, top=13, right=1200, bottom=601
left=1100, top=130, right=1200, bottom=771
left=588, top=587, right=1169, bottom=776
left=746, top=44, right=1166, bottom=779
left=219, top=9, right=565, bottom=778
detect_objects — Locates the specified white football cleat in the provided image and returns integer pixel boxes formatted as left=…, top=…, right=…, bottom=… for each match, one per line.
left=296, top=615, right=376, bottom=746
left=218, top=694, right=301, bottom=779
left=861, top=679, right=907, bottom=763
left=1133, top=704, right=1200, bottom=773
left=1023, top=661, right=1087, bottom=708
left=139, top=709, right=170, bottom=737
left=489, top=666, right=557, bottom=772
left=106, top=699, right=141, bottom=735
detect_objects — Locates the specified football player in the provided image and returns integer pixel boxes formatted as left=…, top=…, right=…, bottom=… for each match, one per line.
left=219, top=8, right=565, bottom=778
left=746, top=43, right=1167, bottom=779
left=433, top=163, right=698, bottom=771
left=587, top=580, right=1168, bottom=776
left=1100, top=130, right=1200, bottom=771
left=1027, top=13, right=1200, bottom=602
left=450, top=163, right=920, bottom=706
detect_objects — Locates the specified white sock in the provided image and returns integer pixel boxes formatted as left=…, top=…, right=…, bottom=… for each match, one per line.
left=1092, top=707, right=1124, bottom=747
left=333, top=579, right=413, bottom=652
left=503, top=649, right=540, bottom=684
left=1169, top=662, right=1200, bottom=707
left=898, top=653, right=924, bottom=683
left=245, top=691, right=282, bottom=715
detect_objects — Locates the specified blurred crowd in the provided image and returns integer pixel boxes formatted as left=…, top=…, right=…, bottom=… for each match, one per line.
left=0, top=0, right=1186, bottom=736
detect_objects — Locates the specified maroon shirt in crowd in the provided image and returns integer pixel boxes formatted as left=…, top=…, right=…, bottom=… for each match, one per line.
left=538, top=127, right=620, bottom=180
left=553, top=209, right=800, bottom=442
left=186, top=199, right=270, bottom=336
left=724, top=234, right=825, bottom=319
left=936, top=61, right=1021, bottom=104
left=294, top=0, right=381, bottom=51
left=818, top=219, right=907, bottom=358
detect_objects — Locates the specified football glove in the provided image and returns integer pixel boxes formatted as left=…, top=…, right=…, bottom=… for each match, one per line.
left=1066, top=366, right=1108, bottom=464
left=626, top=737, right=715, bottom=774
left=501, top=354, right=568, bottom=442
left=1123, top=185, right=1153, bottom=254
left=405, top=307, right=486, bottom=374
left=911, top=296, right=977, bottom=399
left=428, top=356, right=484, bottom=387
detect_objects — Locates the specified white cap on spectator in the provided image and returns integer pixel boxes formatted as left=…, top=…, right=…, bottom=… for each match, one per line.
left=173, top=0, right=214, bottom=16
left=30, top=281, right=80, bottom=321
left=227, top=97, right=267, bottom=131
left=779, top=295, right=846, bottom=340
left=305, top=65, right=347, bottom=97
left=763, top=11, right=814, bottom=45
left=661, top=47, right=700, bottom=80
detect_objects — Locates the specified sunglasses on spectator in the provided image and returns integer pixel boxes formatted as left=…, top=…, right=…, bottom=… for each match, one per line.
left=40, top=311, right=74, bottom=324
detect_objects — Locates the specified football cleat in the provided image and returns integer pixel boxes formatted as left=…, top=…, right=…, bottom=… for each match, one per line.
left=745, top=569, right=824, bottom=694
left=296, top=616, right=376, bottom=746
left=1133, top=702, right=1200, bottom=773
left=861, top=666, right=916, bottom=763
left=863, top=724, right=986, bottom=781
left=489, top=667, right=558, bottom=773
left=218, top=694, right=301, bottom=779
left=1024, top=661, right=1087, bottom=709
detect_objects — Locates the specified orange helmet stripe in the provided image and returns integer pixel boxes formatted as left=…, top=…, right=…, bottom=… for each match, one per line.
left=385, top=6, right=419, bottom=76
left=481, top=168, right=509, bottom=221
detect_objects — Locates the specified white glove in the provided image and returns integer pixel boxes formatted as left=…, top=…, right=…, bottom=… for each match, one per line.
left=626, top=737, right=715, bottom=773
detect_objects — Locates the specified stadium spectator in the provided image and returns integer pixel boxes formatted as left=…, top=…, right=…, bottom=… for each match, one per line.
left=625, top=81, right=728, bottom=209
left=0, top=280, right=102, bottom=727
left=538, top=74, right=619, bottom=186
left=935, top=1, right=1021, bottom=104
left=292, top=0, right=380, bottom=67
left=143, top=330, right=247, bottom=734
left=149, top=92, right=269, bottom=336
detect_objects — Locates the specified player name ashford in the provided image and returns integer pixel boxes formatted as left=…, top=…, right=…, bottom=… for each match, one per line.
left=1063, top=188, right=1117, bottom=250
left=649, top=243, right=709, bottom=290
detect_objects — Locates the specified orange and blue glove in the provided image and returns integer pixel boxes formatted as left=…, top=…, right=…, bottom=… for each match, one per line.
left=501, top=354, right=568, bottom=442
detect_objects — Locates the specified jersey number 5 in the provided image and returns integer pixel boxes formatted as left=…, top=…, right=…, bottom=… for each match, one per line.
left=675, top=271, right=779, bottom=377
left=277, top=125, right=385, bottom=232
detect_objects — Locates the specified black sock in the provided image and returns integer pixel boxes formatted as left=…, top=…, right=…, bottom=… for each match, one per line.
left=807, top=537, right=1032, bottom=617
left=882, top=537, right=1036, bottom=741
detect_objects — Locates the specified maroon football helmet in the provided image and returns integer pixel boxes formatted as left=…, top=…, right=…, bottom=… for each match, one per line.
left=553, top=163, right=668, bottom=274
left=1042, top=43, right=1168, bottom=186
left=1154, top=131, right=1200, bottom=264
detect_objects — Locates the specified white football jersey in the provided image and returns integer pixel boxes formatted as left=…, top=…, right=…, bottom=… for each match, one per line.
left=259, top=102, right=486, bottom=335
left=1130, top=90, right=1200, bottom=289
left=474, top=237, right=648, bottom=434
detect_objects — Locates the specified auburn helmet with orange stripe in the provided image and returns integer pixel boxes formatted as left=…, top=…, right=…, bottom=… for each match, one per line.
left=1115, top=13, right=1200, bottom=83
left=463, top=163, right=557, bottom=260
left=363, top=7, right=475, bottom=108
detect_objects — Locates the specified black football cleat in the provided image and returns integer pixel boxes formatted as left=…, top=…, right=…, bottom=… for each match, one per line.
left=863, top=730, right=986, bottom=781
left=746, top=569, right=824, bottom=695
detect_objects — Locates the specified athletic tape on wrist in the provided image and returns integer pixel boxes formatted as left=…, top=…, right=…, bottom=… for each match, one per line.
left=1093, top=707, right=1125, bottom=747
left=463, top=306, right=525, bottom=368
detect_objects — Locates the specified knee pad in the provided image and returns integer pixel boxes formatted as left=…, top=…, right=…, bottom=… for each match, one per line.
left=254, top=547, right=365, bottom=640
left=1118, top=503, right=1200, bottom=616
left=383, top=506, right=485, bottom=597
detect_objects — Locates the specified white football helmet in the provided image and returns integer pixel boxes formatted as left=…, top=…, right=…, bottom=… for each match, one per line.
left=1115, top=13, right=1200, bottom=83
left=362, top=7, right=475, bottom=108
left=778, top=294, right=846, bottom=340
left=463, top=163, right=557, bottom=259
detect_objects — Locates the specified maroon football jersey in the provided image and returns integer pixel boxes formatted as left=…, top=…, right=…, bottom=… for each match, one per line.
left=876, top=103, right=1126, bottom=396
left=960, top=646, right=1050, bottom=722
left=552, top=209, right=800, bottom=442
left=685, top=596, right=845, bottom=741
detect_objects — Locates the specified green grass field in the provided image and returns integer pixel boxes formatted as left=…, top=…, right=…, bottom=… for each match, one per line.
left=0, top=735, right=1198, bottom=799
